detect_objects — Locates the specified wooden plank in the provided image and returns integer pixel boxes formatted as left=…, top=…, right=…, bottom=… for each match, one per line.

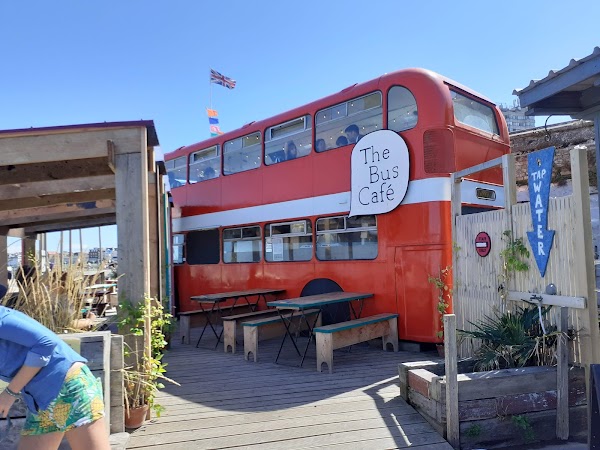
left=444, top=314, right=459, bottom=448
left=398, top=360, right=440, bottom=400
left=0, top=188, right=115, bottom=212
left=453, top=156, right=504, bottom=179
left=267, top=292, right=373, bottom=309
left=0, top=174, right=114, bottom=200
left=0, top=199, right=115, bottom=227
left=0, top=157, right=113, bottom=185
left=314, top=313, right=398, bottom=333
left=110, top=334, right=125, bottom=433
left=507, top=291, right=586, bottom=309
left=556, top=306, right=569, bottom=439
left=23, top=215, right=116, bottom=234
left=0, top=127, right=143, bottom=165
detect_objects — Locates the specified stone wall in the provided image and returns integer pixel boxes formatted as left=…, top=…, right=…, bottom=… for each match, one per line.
left=510, top=119, right=596, bottom=186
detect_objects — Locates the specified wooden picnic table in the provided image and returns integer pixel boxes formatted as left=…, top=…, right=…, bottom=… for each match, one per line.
left=190, top=288, right=286, bottom=348
left=267, top=292, right=374, bottom=366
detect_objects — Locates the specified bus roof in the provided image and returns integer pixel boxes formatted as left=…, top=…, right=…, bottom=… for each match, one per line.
left=165, top=68, right=494, bottom=161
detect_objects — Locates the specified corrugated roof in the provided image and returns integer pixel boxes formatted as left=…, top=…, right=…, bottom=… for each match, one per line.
left=513, top=46, right=600, bottom=95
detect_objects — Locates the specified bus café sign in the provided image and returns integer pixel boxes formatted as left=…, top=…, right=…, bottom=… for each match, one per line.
left=526, top=146, right=555, bottom=277
left=349, top=130, right=409, bottom=217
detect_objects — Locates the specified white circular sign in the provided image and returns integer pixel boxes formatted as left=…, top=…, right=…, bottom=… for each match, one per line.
left=349, top=130, right=410, bottom=217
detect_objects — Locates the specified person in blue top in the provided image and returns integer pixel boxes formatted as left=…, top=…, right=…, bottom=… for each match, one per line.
left=0, top=300, right=110, bottom=449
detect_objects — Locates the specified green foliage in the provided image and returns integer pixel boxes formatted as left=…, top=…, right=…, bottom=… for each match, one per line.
left=118, top=296, right=178, bottom=417
left=465, top=423, right=482, bottom=438
left=500, top=230, right=530, bottom=273
left=428, top=266, right=452, bottom=339
left=459, top=305, right=560, bottom=371
left=511, top=414, right=535, bottom=442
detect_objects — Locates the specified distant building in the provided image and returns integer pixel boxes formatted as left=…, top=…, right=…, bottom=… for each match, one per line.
left=500, top=101, right=535, bottom=133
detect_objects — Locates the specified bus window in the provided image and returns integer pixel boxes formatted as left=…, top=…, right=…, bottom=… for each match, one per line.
left=165, top=156, right=187, bottom=188
left=223, top=226, right=262, bottom=263
left=388, top=86, right=418, bottom=132
left=265, top=115, right=312, bottom=165
left=186, top=229, right=220, bottom=265
left=451, top=90, right=499, bottom=135
left=172, top=234, right=185, bottom=264
left=224, top=132, right=262, bottom=174
left=316, top=215, right=377, bottom=261
left=315, top=92, right=382, bottom=152
left=265, top=220, right=313, bottom=262
left=189, top=145, right=220, bottom=183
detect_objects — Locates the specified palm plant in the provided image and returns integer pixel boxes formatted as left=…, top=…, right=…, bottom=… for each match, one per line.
left=459, top=305, right=560, bottom=371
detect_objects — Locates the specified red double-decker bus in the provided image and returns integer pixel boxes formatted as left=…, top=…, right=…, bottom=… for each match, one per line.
left=165, top=68, right=510, bottom=344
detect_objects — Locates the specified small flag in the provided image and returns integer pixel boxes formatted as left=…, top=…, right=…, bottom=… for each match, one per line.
left=210, top=69, right=236, bottom=89
left=207, top=108, right=224, bottom=137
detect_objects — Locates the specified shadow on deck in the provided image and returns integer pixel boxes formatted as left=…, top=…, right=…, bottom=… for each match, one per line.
left=126, top=325, right=452, bottom=450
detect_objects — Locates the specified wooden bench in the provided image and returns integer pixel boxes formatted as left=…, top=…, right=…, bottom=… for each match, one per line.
left=314, top=313, right=398, bottom=373
left=222, top=309, right=281, bottom=354
left=179, top=303, right=253, bottom=344
left=243, top=309, right=321, bottom=362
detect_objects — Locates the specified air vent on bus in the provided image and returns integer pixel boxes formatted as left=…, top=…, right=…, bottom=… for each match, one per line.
left=423, top=128, right=455, bottom=173
left=476, top=188, right=497, bottom=201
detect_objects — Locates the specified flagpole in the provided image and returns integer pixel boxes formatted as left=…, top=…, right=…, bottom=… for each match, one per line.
left=209, top=69, right=213, bottom=110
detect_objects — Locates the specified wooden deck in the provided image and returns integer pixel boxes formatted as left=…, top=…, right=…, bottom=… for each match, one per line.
left=126, top=325, right=452, bottom=450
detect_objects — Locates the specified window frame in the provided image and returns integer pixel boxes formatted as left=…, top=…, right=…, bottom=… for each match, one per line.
left=222, top=225, right=262, bottom=263
left=189, top=145, right=221, bottom=183
left=264, top=115, right=312, bottom=165
left=223, top=131, right=262, bottom=175
left=264, top=219, right=313, bottom=263
left=316, top=215, right=378, bottom=261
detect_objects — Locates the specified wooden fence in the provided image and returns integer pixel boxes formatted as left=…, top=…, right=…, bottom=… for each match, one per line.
left=452, top=149, right=600, bottom=365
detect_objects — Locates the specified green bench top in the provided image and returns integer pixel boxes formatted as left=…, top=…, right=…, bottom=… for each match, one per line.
left=242, top=309, right=320, bottom=327
left=313, top=313, right=398, bottom=334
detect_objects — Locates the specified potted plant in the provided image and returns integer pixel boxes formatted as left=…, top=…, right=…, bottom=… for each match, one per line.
left=428, top=265, right=452, bottom=356
left=118, top=296, right=178, bottom=428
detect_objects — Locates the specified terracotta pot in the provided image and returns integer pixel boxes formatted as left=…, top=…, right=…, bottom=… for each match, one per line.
left=125, top=404, right=149, bottom=429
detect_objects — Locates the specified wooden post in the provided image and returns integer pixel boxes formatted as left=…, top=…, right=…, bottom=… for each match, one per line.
left=0, top=234, right=7, bottom=286
left=556, top=306, right=569, bottom=440
left=444, top=314, right=459, bottom=448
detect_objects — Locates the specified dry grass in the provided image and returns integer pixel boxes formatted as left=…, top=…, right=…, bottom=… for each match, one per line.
left=1, top=260, right=105, bottom=333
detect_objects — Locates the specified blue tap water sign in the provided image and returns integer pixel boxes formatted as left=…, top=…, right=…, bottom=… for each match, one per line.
left=526, top=146, right=555, bottom=277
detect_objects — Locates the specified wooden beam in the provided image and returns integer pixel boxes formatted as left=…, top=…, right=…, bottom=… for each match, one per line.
left=453, top=156, right=503, bottom=179
left=0, top=188, right=115, bottom=212
left=24, top=215, right=116, bottom=235
left=0, top=127, right=143, bottom=165
left=0, top=174, right=115, bottom=200
left=0, top=157, right=113, bottom=185
left=0, top=199, right=115, bottom=227
left=507, top=291, right=586, bottom=309
left=107, top=140, right=116, bottom=173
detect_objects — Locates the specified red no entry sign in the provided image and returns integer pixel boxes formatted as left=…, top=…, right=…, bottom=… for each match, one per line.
left=475, top=232, right=491, bottom=257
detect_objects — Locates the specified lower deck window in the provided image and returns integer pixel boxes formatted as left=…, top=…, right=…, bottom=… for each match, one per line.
left=223, top=226, right=262, bottom=263
left=186, top=229, right=220, bottom=265
left=265, top=220, right=313, bottom=262
left=316, top=215, right=378, bottom=260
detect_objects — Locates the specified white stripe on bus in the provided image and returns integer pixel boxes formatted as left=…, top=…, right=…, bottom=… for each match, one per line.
left=172, top=178, right=504, bottom=232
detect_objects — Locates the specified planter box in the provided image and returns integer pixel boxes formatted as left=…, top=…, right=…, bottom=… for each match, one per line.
left=2, top=331, right=124, bottom=437
left=399, top=360, right=587, bottom=449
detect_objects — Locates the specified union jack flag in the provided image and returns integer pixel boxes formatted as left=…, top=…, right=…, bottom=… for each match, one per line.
left=210, top=69, right=236, bottom=89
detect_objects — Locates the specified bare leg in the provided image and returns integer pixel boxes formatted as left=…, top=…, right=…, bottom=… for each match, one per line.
left=18, top=431, right=64, bottom=450
left=65, top=417, right=110, bottom=450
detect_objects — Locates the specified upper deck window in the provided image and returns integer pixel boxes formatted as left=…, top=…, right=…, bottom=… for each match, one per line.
left=388, top=86, right=418, bottom=132
left=189, top=145, right=220, bottom=183
left=224, top=132, right=262, bottom=174
left=265, top=115, right=312, bottom=165
left=451, top=90, right=499, bottom=135
left=165, top=156, right=187, bottom=188
left=315, top=92, right=382, bottom=152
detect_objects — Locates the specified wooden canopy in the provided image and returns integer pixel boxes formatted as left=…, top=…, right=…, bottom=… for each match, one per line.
left=0, top=121, right=168, bottom=305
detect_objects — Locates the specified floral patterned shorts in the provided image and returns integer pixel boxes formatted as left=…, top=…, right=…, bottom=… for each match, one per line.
left=22, top=364, right=105, bottom=435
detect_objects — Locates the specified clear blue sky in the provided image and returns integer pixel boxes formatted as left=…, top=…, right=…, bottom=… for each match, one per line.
left=2, top=1, right=598, bottom=253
